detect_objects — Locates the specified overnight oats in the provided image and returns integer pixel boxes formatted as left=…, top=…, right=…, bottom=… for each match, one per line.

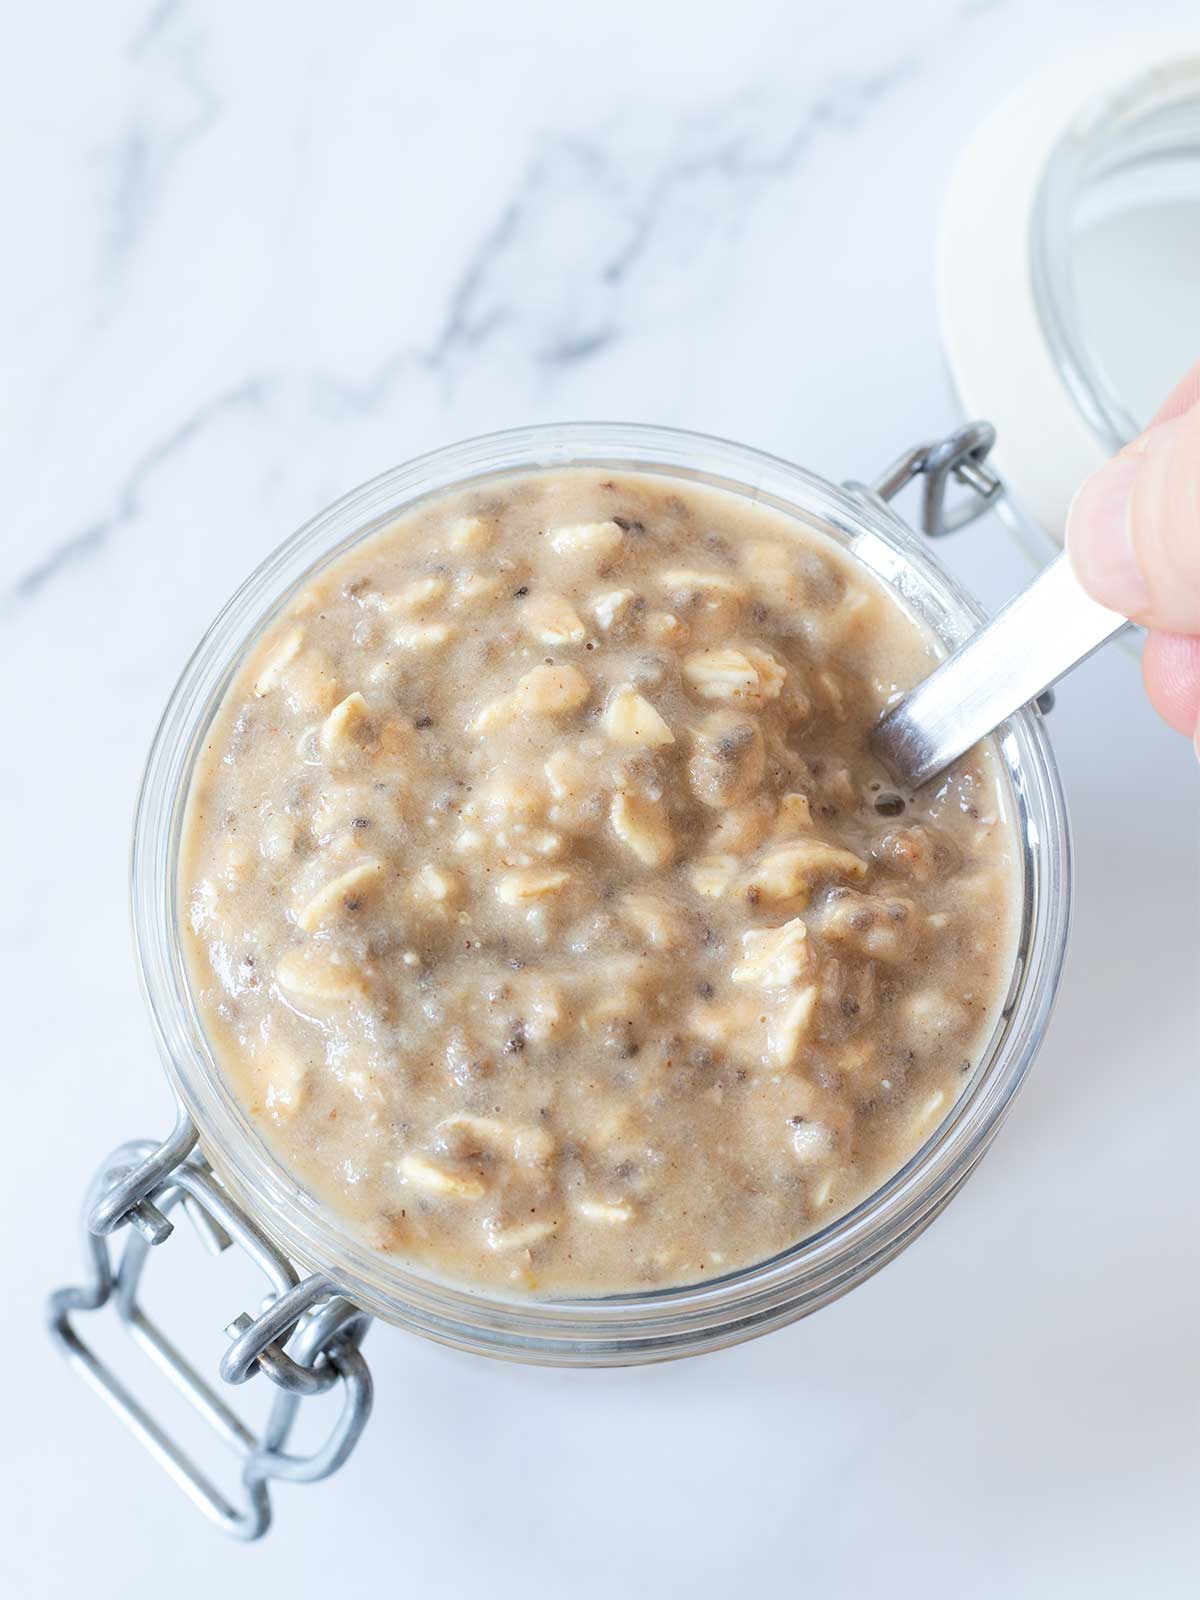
left=181, top=469, right=1019, bottom=1296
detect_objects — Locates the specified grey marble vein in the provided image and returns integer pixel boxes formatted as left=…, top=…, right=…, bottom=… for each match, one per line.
left=23, top=61, right=917, bottom=607
left=600, top=64, right=917, bottom=287
left=326, top=62, right=916, bottom=413
left=7, top=378, right=272, bottom=608
left=106, top=16, right=223, bottom=274
left=128, top=0, right=185, bottom=57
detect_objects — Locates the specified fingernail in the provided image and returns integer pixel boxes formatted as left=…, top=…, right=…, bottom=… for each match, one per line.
left=1066, top=452, right=1150, bottom=618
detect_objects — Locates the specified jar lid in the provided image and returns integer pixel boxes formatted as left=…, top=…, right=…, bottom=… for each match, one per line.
left=939, top=34, right=1200, bottom=559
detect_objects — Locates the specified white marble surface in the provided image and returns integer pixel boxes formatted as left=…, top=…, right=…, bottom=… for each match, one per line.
left=3, top=1, right=1198, bottom=1595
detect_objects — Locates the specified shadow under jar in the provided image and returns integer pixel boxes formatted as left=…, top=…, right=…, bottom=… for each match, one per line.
left=136, top=422, right=1069, bottom=1364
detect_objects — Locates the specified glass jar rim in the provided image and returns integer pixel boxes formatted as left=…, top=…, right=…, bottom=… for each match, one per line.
left=1031, top=54, right=1200, bottom=453
left=131, top=421, right=1071, bottom=1365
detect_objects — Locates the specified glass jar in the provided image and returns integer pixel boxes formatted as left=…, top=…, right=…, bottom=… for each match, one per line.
left=51, top=420, right=1070, bottom=1537
left=940, top=41, right=1200, bottom=567
left=137, top=421, right=1068, bottom=1360
left=1031, top=55, right=1200, bottom=454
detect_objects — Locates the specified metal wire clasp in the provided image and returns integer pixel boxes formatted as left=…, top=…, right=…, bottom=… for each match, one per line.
left=871, top=420, right=1003, bottom=537
left=46, top=1109, right=374, bottom=1540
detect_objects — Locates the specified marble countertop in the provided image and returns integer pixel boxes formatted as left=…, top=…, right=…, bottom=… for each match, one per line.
left=4, top=2, right=1197, bottom=1595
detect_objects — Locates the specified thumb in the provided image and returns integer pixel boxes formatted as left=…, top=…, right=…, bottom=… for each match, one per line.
left=1066, top=401, right=1200, bottom=634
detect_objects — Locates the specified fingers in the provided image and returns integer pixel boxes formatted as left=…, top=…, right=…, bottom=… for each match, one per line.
left=1141, top=630, right=1200, bottom=745
left=1149, top=358, right=1200, bottom=427
left=1067, top=403, right=1200, bottom=634
left=1071, top=361, right=1200, bottom=754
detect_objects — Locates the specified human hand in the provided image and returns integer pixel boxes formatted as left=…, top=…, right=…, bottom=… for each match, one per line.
left=1066, top=363, right=1200, bottom=753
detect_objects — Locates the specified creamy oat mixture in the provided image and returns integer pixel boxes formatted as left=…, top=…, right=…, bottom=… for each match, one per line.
left=182, top=469, right=1018, bottom=1295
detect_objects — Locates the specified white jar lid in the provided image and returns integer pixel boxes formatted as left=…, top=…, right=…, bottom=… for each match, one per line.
left=939, top=33, right=1200, bottom=555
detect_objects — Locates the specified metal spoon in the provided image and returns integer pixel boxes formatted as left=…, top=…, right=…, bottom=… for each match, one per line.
left=871, top=553, right=1127, bottom=791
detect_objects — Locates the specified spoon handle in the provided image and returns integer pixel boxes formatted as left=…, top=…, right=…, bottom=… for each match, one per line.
left=872, top=554, right=1127, bottom=790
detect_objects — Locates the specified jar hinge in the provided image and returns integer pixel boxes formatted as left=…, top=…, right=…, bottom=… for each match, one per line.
left=853, top=420, right=1055, bottom=714
left=870, top=419, right=1004, bottom=538
left=46, top=1106, right=374, bottom=1540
